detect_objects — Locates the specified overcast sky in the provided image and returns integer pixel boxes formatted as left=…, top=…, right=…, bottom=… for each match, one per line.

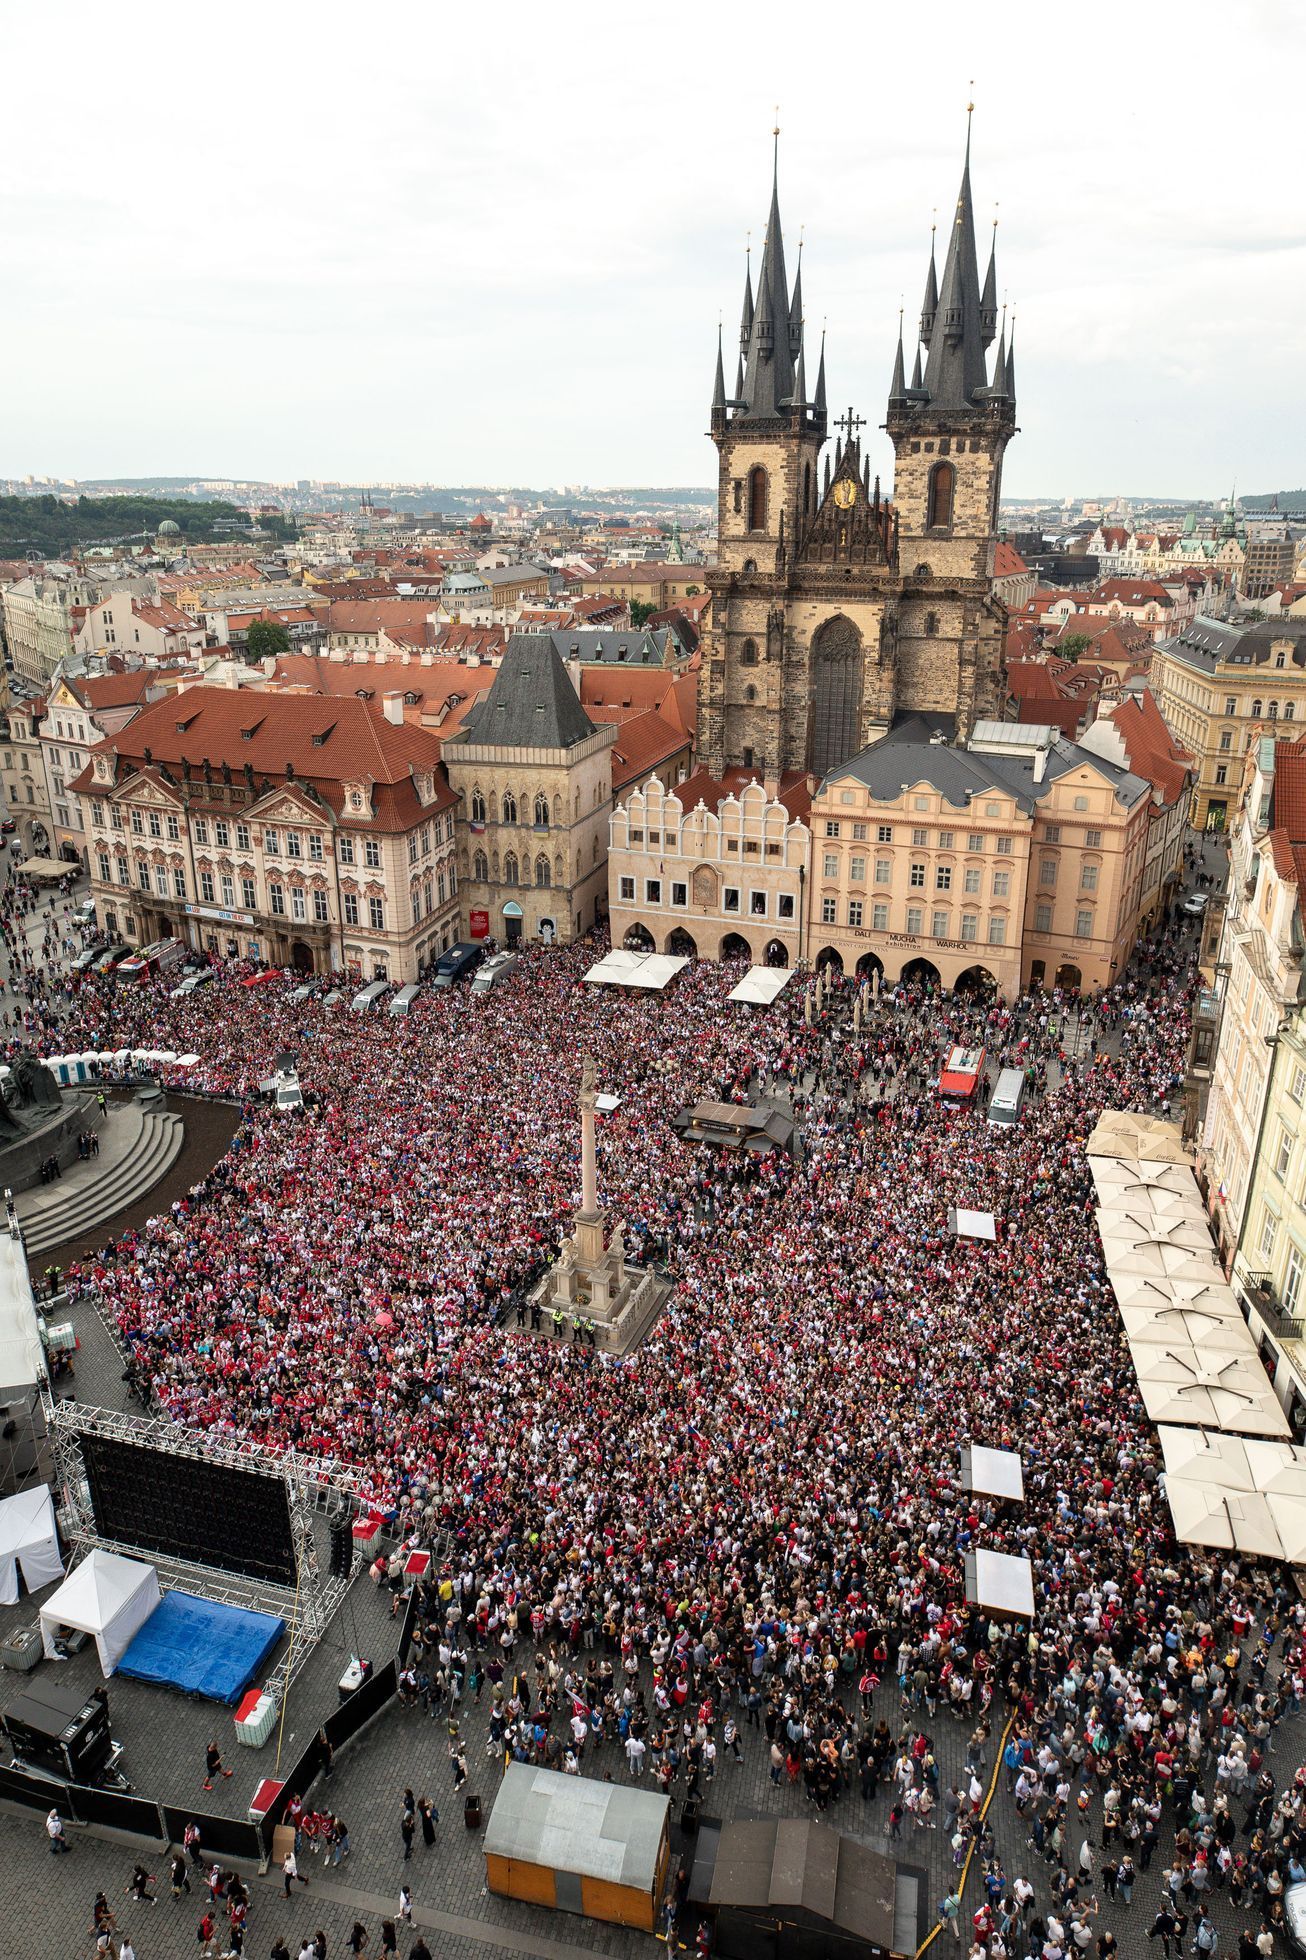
left=4, top=0, right=1302, bottom=498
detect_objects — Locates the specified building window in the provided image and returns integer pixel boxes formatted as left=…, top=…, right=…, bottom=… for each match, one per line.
left=967, top=833, right=983, bottom=852
left=877, top=825, right=893, bottom=843
left=750, top=890, right=767, bottom=917
left=875, top=858, right=892, bottom=885
left=823, top=853, right=839, bottom=878
left=909, top=861, right=926, bottom=888
left=473, top=849, right=489, bottom=882
left=148, top=811, right=162, bottom=839
left=848, top=899, right=863, bottom=927
left=534, top=794, right=550, bottom=828
left=670, top=881, right=687, bottom=907
left=820, top=896, right=836, bottom=925
left=646, top=878, right=662, bottom=904
left=264, top=828, right=278, bottom=854
left=988, top=915, right=1007, bottom=946
left=369, top=896, right=385, bottom=930
left=1043, top=825, right=1061, bottom=844
left=343, top=893, right=359, bottom=926
left=963, top=866, right=981, bottom=894
left=1287, top=704, right=1297, bottom=722
left=1035, top=901, right=1053, bottom=933
left=927, top=460, right=955, bottom=529
left=502, top=790, right=518, bottom=824
left=236, top=823, right=250, bottom=851
left=1085, top=829, right=1102, bottom=848
left=214, top=819, right=229, bottom=848
left=504, top=853, right=519, bottom=886
left=996, top=836, right=1013, bottom=855
left=1291, top=1064, right=1306, bottom=1104
left=1286, top=1246, right=1305, bottom=1314
left=1072, top=796, right=1089, bottom=812
left=778, top=893, right=795, bottom=919
left=1219, top=730, right=1233, bottom=752
left=338, top=836, right=355, bottom=865
left=992, top=871, right=1010, bottom=897
left=166, top=813, right=180, bottom=842
left=937, top=831, right=953, bottom=849
left=849, top=855, right=866, bottom=882
left=1081, top=862, right=1099, bottom=892
left=825, top=821, right=841, bottom=838
left=269, top=882, right=285, bottom=915
left=221, top=875, right=235, bottom=907
left=935, top=865, right=952, bottom=891
left=364, top=838, right=381, bottom=869
left=852, top=822, right=867, bottom=840
left=872, top=902, right=889, bottom=930
left=535, top=855, right=551, bottom=889
left=932, top=909, right=949, bottom=938
left=1275, top=1125, right=1293, bottom=1179
left=131, top=809, right=144, bottom=835
left=174, top=869, right=187, bottom=899
left=309, top=833, right=323, bottom=862
left=1260, top=1209, right=1279, bottom=1261
left=242, top=877, right=256, bottom=909
left=1039, top=859, right=1057, bottom=887
left=1225, top=697, right=1237, bottom=716
left=747, top=466, right=768, bottom=533
left=740, top=638, right=758, bottom=666
left=911, top=828, right=928, bottom=846
left=1075, top=908, right=1094, bottom=938
left=200, top=871, right=215, bottom=903
left=287, top=831, right=302, bottom=858
left=291, top=887, right=307, bottom=922
left=1251, top=699, right=1263, bottom=718
left=97, top=852, right=111, bottom=882
left=961, top=912, right=978, bottom=941
left=471, top=789, right=486, bottom=823
left=906, top=906, right=923, bottom=935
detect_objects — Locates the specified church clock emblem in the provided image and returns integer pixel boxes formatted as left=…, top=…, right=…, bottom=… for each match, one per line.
left=832, top=477, right=857, bottom=509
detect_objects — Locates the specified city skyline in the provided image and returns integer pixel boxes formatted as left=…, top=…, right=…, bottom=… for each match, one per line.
left=4, top=0, right=1302, bottom=495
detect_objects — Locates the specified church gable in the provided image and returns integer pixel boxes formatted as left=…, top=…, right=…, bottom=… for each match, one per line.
left=796, top=440, right=894, bottom=570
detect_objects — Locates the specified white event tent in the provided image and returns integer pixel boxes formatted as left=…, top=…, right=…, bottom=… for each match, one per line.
left=39, top=1548, right=160, bottom=1676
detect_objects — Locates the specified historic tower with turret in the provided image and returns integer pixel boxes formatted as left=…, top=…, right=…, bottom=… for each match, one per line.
left=699, top=121, right=1016, bottom=780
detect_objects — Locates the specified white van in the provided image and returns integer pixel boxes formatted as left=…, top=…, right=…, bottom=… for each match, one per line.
left=351, top=979, right=390, bottom=1014
left=388, top=982, right=420, bottom=1018
left=986, top=1067, right=1027, bottom=1128
left=471, top=951, right=519, bottom=994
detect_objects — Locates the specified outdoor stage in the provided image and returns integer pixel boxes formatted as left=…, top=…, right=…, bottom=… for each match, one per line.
left=116, top=1591, right=286, bottom=1703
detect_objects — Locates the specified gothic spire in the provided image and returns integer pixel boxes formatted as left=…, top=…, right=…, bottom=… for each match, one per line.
left=739, top=240, right=754, bottom=351
left=920, top=107, right=991, bottom=410
left=910, top=343, right=923, bottom=392
left=735, top=133, right=796, bottom=422
left=788, top=234, right=804, bottom=357
left=920, top=223, right=938, bottom=344
left=712, top=324, right=727, bottom=424
left=980, top=218, right=998, bottom=345
left=988, top=315, right=1007, bottom=400
left=1005, top=314, right=1016, bottom=404
left=889, top=311, right=908, bottom=405
left=814, top=327, right=827, bottom=417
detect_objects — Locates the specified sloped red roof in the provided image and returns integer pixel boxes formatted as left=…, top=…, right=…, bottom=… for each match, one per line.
left=673, top=766, right=812, bottom=823
left=993, top=542, right=1029, bottom=578
left=607, top=710, right=691, bottom=792
left=1103, top=690, right=1193, bottom=805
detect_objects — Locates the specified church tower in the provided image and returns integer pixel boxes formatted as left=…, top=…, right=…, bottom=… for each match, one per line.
left=700, top=142, right=827, bottom=778
left=885, top=114, right=1017, bottom=738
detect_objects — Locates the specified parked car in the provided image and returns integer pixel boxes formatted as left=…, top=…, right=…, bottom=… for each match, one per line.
left=72, top=944, right=107, bottom=974
left=74, top=898, right=97, bottom=925
left=1181, top=892, right=1209, bottom=917
left=169, top=969, right=216, bottom=999
left=431, top=943, right=485, bottom=990
left=92, top=943, right=132, bottom=973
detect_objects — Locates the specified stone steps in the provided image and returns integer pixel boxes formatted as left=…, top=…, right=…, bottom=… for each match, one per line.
left=17, top=1107, right=185, bottom=1257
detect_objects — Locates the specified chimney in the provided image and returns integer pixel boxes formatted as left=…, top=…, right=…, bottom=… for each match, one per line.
left=382, top=691, right=405, bottom=726
left=1033, top=744, right=1049, bottom=784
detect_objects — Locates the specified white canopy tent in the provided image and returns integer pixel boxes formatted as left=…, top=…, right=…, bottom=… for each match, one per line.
left=728, top=966, right=793, bottom=1006
left=950, top=1208, right=997, bottom=1241
left=1164, top=1482, right=1285, bottom=1559
left=1118, top=1305, right=1251, bottom=1350
left=583, top=950, right=689, bottom=991
left=0, top=1485, right=62, bottom=1605
left=39, top=1549, right=161, bottom=1676
left=960, top=1445, right=1024, bottom=1502
left=1157, top=1429, right=1306, bottom=1562
left=965, top=1548, right=1035, bottom=1620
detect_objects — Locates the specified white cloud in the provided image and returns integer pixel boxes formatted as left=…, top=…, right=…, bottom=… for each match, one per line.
left=3, top=0, right=1303, bottom=494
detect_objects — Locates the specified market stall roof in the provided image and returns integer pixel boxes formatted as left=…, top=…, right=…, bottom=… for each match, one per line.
left=1091, top=1162, right=1196, bottom=1201
left=584, top=950, right=688, bottom=991
left=484, top=1762, right=668, bottom=1890
left=728, top=965, right=794, bottom=1006
left=1109, top=1273, right=1236, bottom=1313
left=960, top=1445, right=1024, bottom=1502
left=1108, top=1247, right=1223, bottom=1282
left=1087, top=1110, right=1190, bottom=1164
left=965, top=1547, right=1035, bottom=1620
left=1158, top=1429, right=1306, bottom=1562
left=1136, top=1370, right=1292, bottom=1438
left=1096, top=1215, right=1215, bottom=1253
left=1164, top=1482, right=1285, bottom=1559
left=706, top=1817, right=897, bottom=1954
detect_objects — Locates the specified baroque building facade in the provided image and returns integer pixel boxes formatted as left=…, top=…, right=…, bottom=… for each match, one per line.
left=698, top=125, right=1016, bottom=781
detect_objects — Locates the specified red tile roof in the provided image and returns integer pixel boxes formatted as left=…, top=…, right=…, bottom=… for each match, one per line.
left=73, top=684, right=454, bottom=829
left=607, top=710, right=692, bottom=793
left=1102, top=689, right=1193, bottom=806
left=993, top=542, right=1029, bottom=578
left=327, top=598, right=434, bottom=637
left=673, top=766, right=812, bottom=823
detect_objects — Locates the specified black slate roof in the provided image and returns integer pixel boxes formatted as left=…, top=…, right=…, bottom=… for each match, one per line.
left=458, top=634, right=596, bottom=750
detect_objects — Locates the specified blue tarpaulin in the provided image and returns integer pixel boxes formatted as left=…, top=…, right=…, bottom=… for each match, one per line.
left=116, top=1590, right=285, bottom=1703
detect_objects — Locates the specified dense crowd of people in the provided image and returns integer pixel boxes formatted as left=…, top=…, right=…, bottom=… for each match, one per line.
left=14, top=833, right=1306, bottom=1956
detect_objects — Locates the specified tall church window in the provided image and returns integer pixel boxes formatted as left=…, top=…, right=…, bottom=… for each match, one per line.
left=748, top=466, right=768, bottom=533
left=473, top=849, right=488, bottom=882
left=808, top=616, right=864, bottom=780
left=535, top=854, right=551, bottom=889
left=804, top=462, right=812, bottom=513
left=740, top=639, right=758, bottom=666
left=470, top=788, right=486, bottom=823
left=503, top=852, right=519, bottom=886
left=534, top=793, right=550, bottom=828
left=927, top=461, right=955, bottom=530
left=502, top=790, right=518, bottom=824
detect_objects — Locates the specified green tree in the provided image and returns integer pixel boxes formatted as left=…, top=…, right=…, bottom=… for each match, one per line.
left=685, top=584, right=701, bottom=596
left=1057, top=633, right=1092, bottom=663
left=245, top=619, right=292, bottom=661
left=630, top=599, right=657, bottom=626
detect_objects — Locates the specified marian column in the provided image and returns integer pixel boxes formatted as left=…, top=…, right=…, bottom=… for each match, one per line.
left=579, top=1053, right=599, bottom=1219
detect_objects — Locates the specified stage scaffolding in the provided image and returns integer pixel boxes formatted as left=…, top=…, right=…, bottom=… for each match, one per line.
left=48, top=1399, right=363, bottom=1706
